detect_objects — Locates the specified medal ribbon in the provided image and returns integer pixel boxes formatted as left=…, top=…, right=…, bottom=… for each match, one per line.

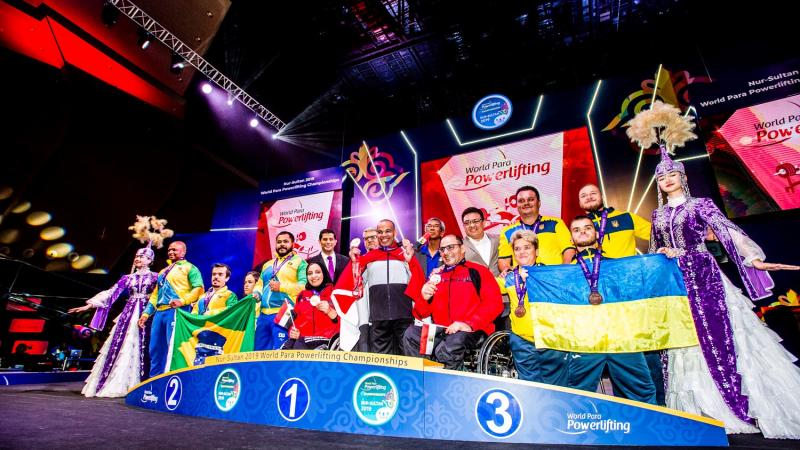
left=513, top=267, right=526, bottom=311
left=272, top=254, right=292, bottom=280
left=576, top=209, right=608, bottom=294
left=520, top=215, right=541, bottom=233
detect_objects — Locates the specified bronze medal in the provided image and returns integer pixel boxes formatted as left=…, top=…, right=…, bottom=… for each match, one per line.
left=514, top=305, right=526, bottom=317
left=588, top=291, right=603, bottom=305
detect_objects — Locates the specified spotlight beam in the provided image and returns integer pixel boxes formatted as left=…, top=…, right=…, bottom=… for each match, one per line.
left=586, top=79, right=608, bottom=206
left=106, top=0, right=285, bottom=131
left=399, top=130, right=420, bottom=239
left=626, top=64, right=663, bottom=212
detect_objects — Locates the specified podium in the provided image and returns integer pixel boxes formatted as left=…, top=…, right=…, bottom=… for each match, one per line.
left=126, top=351, right=727, bottom=446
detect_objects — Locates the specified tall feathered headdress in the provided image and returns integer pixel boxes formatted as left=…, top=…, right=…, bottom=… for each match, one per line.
left=128, top=215, right=174, bottom=258
left=624, top=101, right=698, bottom=176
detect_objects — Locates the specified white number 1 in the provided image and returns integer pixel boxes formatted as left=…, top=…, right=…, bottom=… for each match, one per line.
left=284, top=382, right=298, bottom=418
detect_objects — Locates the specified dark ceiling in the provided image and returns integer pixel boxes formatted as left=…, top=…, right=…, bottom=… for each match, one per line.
left=194, top=0, right=795, bottom=165
left=0, top=0, right=795, bottom=276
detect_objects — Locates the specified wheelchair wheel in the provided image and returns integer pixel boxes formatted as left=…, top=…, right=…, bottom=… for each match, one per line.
left=478, top=330, right=517, bottom=378
left=327, top=334, right=341, bottom=351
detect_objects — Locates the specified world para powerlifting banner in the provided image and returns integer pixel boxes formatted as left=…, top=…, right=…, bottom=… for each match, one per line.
left=253, top=190, right=343, bottom=268
left=169, top=296, right=257, bottom=370
left=421, top=127, right=596, bottom=236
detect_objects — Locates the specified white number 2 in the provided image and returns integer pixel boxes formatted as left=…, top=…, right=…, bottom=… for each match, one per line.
left=167, top=378, right=180, bottom=407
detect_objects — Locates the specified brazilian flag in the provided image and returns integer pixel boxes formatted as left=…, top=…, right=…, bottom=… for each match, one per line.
left=523, top=254, right=699, bottom=353
left=169, top=296, right=256, bottom=370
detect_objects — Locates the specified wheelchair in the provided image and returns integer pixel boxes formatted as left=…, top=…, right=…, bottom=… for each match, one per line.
left=474, top=330, right=516, bottom=378
left=320, top=327, right=516, bottom=380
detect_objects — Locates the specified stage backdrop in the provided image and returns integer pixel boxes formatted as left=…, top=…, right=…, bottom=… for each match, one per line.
left=253, top=190, right=343, bottom=268
left=421, top=127, right=597, bottom=236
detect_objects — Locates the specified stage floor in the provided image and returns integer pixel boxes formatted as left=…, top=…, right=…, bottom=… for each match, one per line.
left=0, top=382, right=796, bottom=449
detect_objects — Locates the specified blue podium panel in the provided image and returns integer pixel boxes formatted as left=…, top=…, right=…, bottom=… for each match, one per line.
left=127, top=351, right=429, bottom=438
left=126, top=352, right=728, bottom=447
left=422, top=369, right=728, bottom=446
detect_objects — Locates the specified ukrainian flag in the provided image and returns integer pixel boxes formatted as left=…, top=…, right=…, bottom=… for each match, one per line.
left=170, top=296, right=257, bottom=370
left=522, top=254, right=698, bottom=353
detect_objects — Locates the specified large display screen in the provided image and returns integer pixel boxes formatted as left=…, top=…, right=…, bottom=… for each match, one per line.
left=421, top=127, right=597, bottom=235
left=703, top=93, right=800, bottom=217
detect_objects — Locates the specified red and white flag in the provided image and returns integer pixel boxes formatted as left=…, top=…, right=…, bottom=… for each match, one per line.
left=273, top=300, right=295, bottom=328
left=419, top=323, right=442, bottom=355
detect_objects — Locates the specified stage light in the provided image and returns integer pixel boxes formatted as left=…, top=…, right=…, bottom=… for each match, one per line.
left=170, top=53, right=186, bottom=73
left=71, top=255, right=95, bottom=270
left=26, top=211, right=51, bottom=226
left=137, top=27, right=153, bottom=50
left=249, top=118, right=259, bottom=128
left=40, top=226, right=65, bottom=241
left=201, top=83, right=213, bottom=95
left=226, top=98, right=234, bottom=106
left=101, top=1, right=119, bottom=27
left=271, top=133, right=278, bottom=140
left=88, top=268, right=108, bottom=274
left=46, top=242, right=73, bottom=259
left=22, top=248, right=34, bottom=258
left=0, top=229, right=19, bottom=244
left=0, top=186, right=12, bottom=200
left=11, top=201, right=30, bottom=213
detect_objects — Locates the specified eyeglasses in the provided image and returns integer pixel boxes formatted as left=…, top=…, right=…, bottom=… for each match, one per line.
left=364, top=235, right=378, bottom=241
left=462, top=219, right=482, bottom=226
left=438, top=244, right=461, bottom=254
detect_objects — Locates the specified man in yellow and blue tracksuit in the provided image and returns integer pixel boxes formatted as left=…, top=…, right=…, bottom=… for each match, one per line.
left=138, top=241, right=204, bottom=378
left=567, top=215, right=656, bottom=405
left=578, top=184, right=663, bottom=404
left=253, top=231, right=307, bottom=350
left=498, top=186, right=574, bottom=386
left=192, top=263, right=238, bottom=316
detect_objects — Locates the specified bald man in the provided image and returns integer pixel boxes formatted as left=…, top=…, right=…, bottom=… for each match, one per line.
left=138, top=241, right=204, bottom=378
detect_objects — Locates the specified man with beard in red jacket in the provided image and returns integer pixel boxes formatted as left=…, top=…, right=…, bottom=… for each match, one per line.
left=401, top=234, right=503, bottom=369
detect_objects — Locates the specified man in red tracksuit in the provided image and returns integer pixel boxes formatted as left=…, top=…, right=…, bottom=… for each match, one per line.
left=402, top=234, right=503, bottom=369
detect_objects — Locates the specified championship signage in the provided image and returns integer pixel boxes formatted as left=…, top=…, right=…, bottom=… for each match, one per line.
left=128, top=352, right=728, bottom=446
left=472, top=94, right=513, bottom=130
left=258, top=167, right=344, bottom=202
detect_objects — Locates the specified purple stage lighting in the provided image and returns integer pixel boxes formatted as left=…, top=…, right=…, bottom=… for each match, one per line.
left=249, top=118, right=259, bottom=128
left=201, top=83, right=212, bottom=95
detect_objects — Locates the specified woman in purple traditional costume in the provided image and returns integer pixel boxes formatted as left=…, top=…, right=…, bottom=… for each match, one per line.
left=629, top=102, right=800, bottom=438
left=69, top=246, right=158, bottom=397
